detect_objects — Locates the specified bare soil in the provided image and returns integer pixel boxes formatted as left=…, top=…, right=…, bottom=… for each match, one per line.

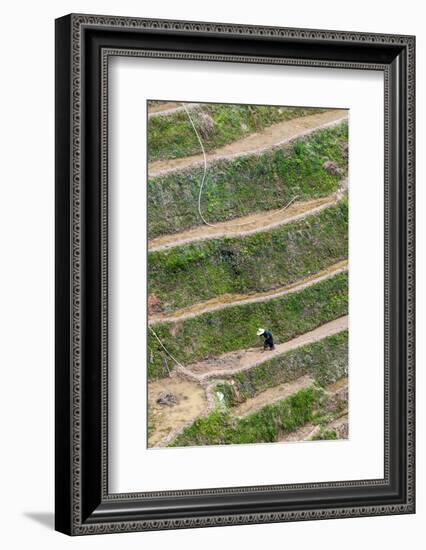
left=325, top=376, right=348, bottom=394
left=185, top=316, right=349, bottom=380
left=148, top=102, right=182, bottom=115
left=326, top=414, right=349, bottom=439
left=147, top=374, right=207, bottom=447
left=279, top=424, right=320, bottom=442
left=149, top=260, right=348, bottom=324
left=148, top=102, right=200, bottom=118
left=148, top=109, right=348, bottom=177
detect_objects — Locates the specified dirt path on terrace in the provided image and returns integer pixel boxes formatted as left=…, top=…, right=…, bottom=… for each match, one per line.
left=279, top=424, right=319, bottom=442
left=148, top=101, right=187, bottom=116
left=149, top=194, right=340, bottom=252
left=185, top=316, right=348, bottom=381
left=148, top=102, right=201, bottom=118
left=232, top=375, right=313, bottom=418
left=325, top=413, right=349, bottom=438
left=279, top=412, right=348, bottom=443
left=278, top=377, right=348, bottom=443
left=325, top=376, right=348, bottom=394
left=148, top=109, right=348, bottom=177
left=147, top=374, right=207, bottom=448
left=149, top=260, right=348, bottom=324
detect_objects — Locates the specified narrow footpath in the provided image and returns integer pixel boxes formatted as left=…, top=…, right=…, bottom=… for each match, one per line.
left=148, top=109, right=348, bottom=177
left=180, top=315, right=348, bottom=381
left=149, top=260, right=348, bottom=324
left=148, top=193, right=342, bottom=252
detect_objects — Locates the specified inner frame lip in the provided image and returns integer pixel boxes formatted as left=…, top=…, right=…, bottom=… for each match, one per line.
left=102, top=48, right=388, bottom=501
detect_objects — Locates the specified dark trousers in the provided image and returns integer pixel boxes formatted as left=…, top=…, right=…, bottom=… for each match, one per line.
left=264, top=336, right=274, bottom=350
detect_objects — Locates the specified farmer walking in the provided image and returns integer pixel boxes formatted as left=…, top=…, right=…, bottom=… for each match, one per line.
left=257, top=328, right=275, bottom=351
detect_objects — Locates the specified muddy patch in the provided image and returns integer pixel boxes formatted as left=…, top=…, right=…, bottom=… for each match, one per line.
left=148, top=374, right=207, bottom=448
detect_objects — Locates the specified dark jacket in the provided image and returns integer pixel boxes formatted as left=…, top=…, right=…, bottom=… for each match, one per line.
left=262, top=330, right=274, bottom=349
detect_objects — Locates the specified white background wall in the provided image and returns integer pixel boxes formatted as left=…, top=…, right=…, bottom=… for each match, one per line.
left=0, top=0, right=423, bottom=547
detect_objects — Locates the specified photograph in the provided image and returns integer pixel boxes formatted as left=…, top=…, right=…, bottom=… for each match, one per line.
left=146, top=100, right=349, bottom=448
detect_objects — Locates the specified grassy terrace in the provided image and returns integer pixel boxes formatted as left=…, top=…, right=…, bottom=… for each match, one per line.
left=170, top=386, right=322, bottom=446
left=147, top=272, right=348, bottom=379
left=148, top=200, right=348, bottom=313
left=148, top=103, right=325, bottom=162
left=148, top=122, right=348, bottom=239
left=169, top=380, right=347, bottom=447
left=170, top=372, right=348, bottom=447
left=217, top=331, right=348, bottom=407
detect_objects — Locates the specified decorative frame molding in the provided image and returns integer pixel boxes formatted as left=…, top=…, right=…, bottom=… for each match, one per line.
left=55, top=13, right=415, bottom=535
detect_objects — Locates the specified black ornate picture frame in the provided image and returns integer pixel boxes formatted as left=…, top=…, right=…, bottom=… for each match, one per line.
left=55, top=13, right=415, bottom=535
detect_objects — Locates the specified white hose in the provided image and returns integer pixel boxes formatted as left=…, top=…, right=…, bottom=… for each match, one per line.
left=148, top=325, right=187, bottom=371
left=182, top=102, right=299, bottom=228
left=181, top=103, right=214, bottom=227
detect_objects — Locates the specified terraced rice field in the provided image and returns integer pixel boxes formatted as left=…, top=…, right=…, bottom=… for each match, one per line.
left=147, top=100, right=349, bottom=448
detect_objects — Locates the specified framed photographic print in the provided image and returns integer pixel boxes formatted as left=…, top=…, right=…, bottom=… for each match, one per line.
left=55, top=14, right=415, bottom=535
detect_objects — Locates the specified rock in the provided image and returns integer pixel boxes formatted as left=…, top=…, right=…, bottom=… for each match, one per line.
left=230, top=380, right=244, bottom=403
left=197, top=112, right=215, bottom=139
left=335, top=419, right=348, bottom=439
left=156, top=393, right=178, bottom=406
left=323, top=385, right=348, bottom=413
left=322, top=160, right=341, bottom=176
left=148, top=293, right=162, bottom=315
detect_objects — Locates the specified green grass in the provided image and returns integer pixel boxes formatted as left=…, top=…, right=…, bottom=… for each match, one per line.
left=148, top=122, right=348, bottom=239
left=168, top=377, right=348, bottom=447
left=169, top=385, right=323, bottom=447
left=148, top=103, right=326, bottom=162
left=148, top=200, right=348, bottom=312
left=311, top=428, right=339, bottom=441
left=147, top=272, right=348, bottom=379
